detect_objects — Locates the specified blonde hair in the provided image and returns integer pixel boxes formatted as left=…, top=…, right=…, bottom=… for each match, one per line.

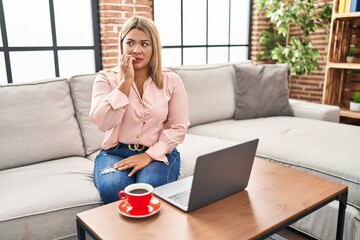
left=119, top=16, right=163, bottom=89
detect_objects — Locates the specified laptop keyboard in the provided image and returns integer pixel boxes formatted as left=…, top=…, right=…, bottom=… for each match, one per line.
left=168, top=189, right=191, bottom=207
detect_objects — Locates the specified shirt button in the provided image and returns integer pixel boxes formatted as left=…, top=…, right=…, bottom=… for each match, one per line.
left=135, top=134, right=139, bottom=138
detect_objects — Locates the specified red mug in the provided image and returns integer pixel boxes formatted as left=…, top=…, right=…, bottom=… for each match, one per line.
left=118, top=183, right=153, bottom=209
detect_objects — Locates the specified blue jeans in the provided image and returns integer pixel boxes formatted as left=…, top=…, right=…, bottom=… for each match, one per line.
left=93, top=144, right=180, bottom=204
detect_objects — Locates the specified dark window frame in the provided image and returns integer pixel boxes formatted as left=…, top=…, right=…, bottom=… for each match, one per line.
left=0, top=0, right=102, bottom=84
left=153, top=0, right=253, bottom=65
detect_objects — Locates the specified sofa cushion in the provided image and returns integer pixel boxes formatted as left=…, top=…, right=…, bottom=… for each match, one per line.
left=292, top=199, right=360, bottom=240
left=188, top=117, right=360, bottom=210
left=233, top=64, right=294, bottom=120
left=87, top=150, right=99, bottom=162
left=0, top=157, right=102, bottom=240
left=0, top=79, right=85, bottom=170
left=170, top=62, right=251, bottom=126
left=68, top=74, right=105, bottom=155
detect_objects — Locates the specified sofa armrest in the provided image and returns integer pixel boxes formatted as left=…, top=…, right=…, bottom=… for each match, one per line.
left=289, top=99, right=340, bottom=123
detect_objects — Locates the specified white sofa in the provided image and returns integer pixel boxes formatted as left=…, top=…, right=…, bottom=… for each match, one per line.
left=0, top=62, right=359, bottom=240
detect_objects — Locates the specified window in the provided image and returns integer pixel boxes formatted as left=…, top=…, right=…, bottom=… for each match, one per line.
left=0, top=0, right=101, bottom=84
left=154, top=0, right=252, bottom=67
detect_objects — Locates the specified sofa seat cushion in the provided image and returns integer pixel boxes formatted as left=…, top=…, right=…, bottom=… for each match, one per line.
left=0, top=157, right=101, bottom=239
left=292, top=198, right=360, bottom=240
left=188, top=117, right=360, bottom=210
left=0, top=78, right=85, bottom=170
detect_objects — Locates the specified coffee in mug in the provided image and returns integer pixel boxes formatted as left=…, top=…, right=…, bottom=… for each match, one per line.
left=118, top=183, right=153, bottom=209
left=129, top=189, right=148, bottom=194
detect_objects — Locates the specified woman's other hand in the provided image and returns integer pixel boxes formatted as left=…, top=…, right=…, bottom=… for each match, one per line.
left=114, top=153, right=153, bottom=177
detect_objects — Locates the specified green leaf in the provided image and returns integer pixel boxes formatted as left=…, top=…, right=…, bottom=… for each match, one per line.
left=256, top=0, right=331, bottom=76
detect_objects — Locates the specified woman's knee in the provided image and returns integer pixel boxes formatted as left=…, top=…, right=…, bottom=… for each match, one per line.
left=136, top=152, right=180, bottom=187
left=136, top=161, right=167, bottom=187
left=96, top=169, right=135, bottom=203
left=166, top=148, right=181, bottom=182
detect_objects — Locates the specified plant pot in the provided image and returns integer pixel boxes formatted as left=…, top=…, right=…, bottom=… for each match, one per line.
left=350, top=101, right=360, bottom=112
left=346, top=56, right=354, bottom=63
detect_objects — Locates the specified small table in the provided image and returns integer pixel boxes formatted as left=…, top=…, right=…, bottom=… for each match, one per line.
left=76, top=157, right=348, bottom=240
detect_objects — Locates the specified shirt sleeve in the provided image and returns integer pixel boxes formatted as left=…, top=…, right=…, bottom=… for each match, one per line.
left=89, top=70, right=130, bottom=132
left=146, top=72, right=190, bottom=163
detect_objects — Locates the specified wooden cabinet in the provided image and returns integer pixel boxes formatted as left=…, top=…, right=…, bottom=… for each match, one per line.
left=323, top=0, right=360, bottom=124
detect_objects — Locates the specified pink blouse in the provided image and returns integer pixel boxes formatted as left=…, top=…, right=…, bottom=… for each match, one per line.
left=89, top=69, right=190, bottom=164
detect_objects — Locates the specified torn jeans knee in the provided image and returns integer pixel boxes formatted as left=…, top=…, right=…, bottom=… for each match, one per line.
left=100, top=167, right=117, bottom=175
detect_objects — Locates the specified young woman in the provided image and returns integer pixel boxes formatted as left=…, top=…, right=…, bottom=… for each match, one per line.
left=89, top=16, right=189, bottom=204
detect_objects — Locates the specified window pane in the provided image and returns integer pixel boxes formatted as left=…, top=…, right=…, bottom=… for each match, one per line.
left=58, top=50, right=95, bottom=77
left=208, top=0, right=229, bottom=45
left=3, top=0, right=52, bottom=47
left=183, top=0, right=206, bottom=45
left=54, top=0, right=94, bottom=46
left=208, top=47, right=228, bottom=64
left=154, top=0, right=251, bottom=66
left=230, top=0, right=250, bottom=44
left=162, top=48, right=181, bottom=67
left=10, top=51, right=55, bottom=83
left=183, top=48, right=206, bottom=65
left=154, top=0, right=181, bottom=46
left=230, top=47, right=249, bottom=62
left=0, top=53, right=7, bottom=84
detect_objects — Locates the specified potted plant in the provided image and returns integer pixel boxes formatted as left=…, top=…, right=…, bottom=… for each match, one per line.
left=256, top=0, right=332, bottom=76
left=350, top=91, right=360, bottom=112
left=346, top=47, right=355, bottom=63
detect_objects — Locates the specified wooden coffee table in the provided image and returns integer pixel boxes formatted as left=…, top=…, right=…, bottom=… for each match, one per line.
left=76, top=157, right=348, bottom=240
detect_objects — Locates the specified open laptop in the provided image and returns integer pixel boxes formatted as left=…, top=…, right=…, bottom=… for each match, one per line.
left=153, top=139, right=259, bottom=212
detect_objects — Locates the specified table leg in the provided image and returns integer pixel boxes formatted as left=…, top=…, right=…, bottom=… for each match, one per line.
left=336, top=190, right=348, bottom=240
left=77, top=219, right=86, bottom=240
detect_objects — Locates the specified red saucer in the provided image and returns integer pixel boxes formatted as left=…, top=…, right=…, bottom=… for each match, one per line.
left=117, top=197, right=161, bottom=218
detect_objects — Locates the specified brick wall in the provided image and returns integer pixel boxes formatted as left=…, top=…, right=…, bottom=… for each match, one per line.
left=251, top=0, right=332, bottom=103
left=98, top=0, right=330, bottom=103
